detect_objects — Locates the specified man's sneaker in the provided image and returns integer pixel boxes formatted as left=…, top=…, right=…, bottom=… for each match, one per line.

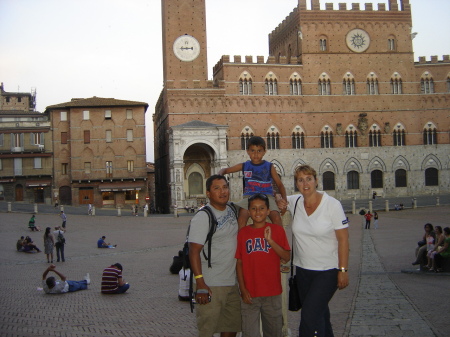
left=84, top=273, right=90, bottom=285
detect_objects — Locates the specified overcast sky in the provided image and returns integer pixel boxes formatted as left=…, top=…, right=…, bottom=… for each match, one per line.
left=1, top=0, right=449, bottom=162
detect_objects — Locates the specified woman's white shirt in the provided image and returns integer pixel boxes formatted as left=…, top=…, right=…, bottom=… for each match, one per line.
left=287, top=192, right=348, bottom=271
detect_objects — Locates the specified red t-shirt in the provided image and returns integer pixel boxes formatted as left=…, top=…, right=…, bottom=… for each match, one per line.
left=365, top=213, right=373, bottom=221
left=235, top=223, right=290, bottom=298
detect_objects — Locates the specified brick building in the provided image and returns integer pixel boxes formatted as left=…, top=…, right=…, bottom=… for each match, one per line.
left=0, top=83, right=53, bottom=203
left=154, top=0, right=450, bottom=214
left=46, top=97, right=148, bottom=207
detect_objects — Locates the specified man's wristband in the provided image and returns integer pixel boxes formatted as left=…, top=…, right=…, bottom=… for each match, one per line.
left=194, top=274, right=203, bottom=279
left=339, top=267, right=348, bottom=272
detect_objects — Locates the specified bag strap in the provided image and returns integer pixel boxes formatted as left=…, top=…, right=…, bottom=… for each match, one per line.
left=290, top=196, right=302, bottom=277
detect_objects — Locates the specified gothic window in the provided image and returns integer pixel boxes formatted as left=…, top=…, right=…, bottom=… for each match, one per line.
left=367, top=73, right=379, bottom=94
left=425, top=168, right=438, bottom=186
left=318, top=73, right=331, bottom=95
left=343, top=73, right=355, bottom=95
left=290, top=77, right=302, bottom=95
left=322, top=171, right=335, bottom=190
left=266, top=132, right=280, bottom=150
left=393, top=124, right=406, bottom=146
left=388, top=38, right=396, bottom=51
left=240, top=127, right=254, bottom=150
left=292, top=132, right=305, bottom=149
left=390, top=73, right=402, bottom=94
left=420, top=72, right=434, bottom=94
left=345, top=129, right=358, bottom=148
left=239, top=78, right=252, bottom=95
left=347, top=171, right=359, bottom=189
left=395, top=169, right=407, bottom=187
left=371, top=170, right=383, bottom=188
left=264, top=72, right=278, bottom=95
left=320, top=127, right=333, bottom=148
left=320, top=38, right=327, bottom=51
left=423, top=123, right=437, bottom=145
left=369, top=125, right=382, bottom=147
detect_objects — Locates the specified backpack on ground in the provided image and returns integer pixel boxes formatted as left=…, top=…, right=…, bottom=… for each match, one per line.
left=181, top=203, right=237, bottom=312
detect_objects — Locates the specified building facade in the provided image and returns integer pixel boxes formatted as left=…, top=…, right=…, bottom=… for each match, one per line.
left=154, top=0, right=450, bottom=213
left=46, top=97, right=148, bottom=207
left=0, top=83, right=53, bottom=203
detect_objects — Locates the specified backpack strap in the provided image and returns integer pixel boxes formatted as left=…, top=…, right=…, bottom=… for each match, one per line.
left=290, top=195, right=302, bottom=278
left=200, top=206, right=218, bottom=268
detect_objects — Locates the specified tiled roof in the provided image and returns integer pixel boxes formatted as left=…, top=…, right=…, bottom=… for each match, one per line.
left=45, top=96, right=149, bottom=109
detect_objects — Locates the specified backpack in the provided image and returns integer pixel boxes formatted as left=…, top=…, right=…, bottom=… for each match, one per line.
left=57, top=231, right=66, bottom=244
left=183, top=203, right=238, bottom=312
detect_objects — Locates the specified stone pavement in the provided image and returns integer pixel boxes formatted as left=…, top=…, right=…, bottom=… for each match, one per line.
left=0, top=205, right=449, bottom=336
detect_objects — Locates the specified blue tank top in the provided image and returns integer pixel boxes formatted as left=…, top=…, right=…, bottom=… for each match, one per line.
left=242, top=160, right=273, bottom=196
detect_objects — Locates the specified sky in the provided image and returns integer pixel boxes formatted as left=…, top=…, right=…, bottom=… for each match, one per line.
left=1, top=0, right=449, bottom=162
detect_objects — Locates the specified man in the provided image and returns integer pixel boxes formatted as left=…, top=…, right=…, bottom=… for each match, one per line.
left=97, top=236, right=117, bottom=248
left=60, top=211, right=67, bottom=228
left=188, top=174, right=241, bottom=337
left=42, top=264, right=90, bottom=294
left=53, top=226, right=66, bottom=262
left=101, top=263, right=129, bottom=294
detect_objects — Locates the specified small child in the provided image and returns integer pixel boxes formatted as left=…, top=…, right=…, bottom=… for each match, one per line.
left=235, top=193, right=290, bottom=337
left=219, top=136, right=287, bottom=229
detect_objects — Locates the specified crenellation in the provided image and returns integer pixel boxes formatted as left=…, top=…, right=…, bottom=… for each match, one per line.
left=352, top=3, right=360, bottom=10
left=365, top=3, right=373, bottom=11
left=267, top=56, right=276, bottom=64
left=311, top=0, right=320, bottom=10
left=378, top=3, right=386, bottom=11
left=325, top=3, right=333, bottom=10
left=431, top=56, right=438, bottom=64
left=233, top=55, right=241, bottom=63
left=279, top=56, right=287, bottom=64
left=339, top=3, right=347, bottom=10
left=245, top=55, right=253, bottom=63
left=443, top=55, right=450, bottom=63
left=257, top=56, right=265, bottom=64
left=388, top=0, right=398, bottom=11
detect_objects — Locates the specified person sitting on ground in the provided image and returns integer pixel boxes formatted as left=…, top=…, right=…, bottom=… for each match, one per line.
left=433, top=227, right=450, bottom=273
left=42, top=264, right=90, bottom=294
left=28, top=214, right=41, bottom=231
left=101, top=263, right=130, bottom=294
left=427, top=226, right=445, bottom=270
left=97, top=236, right=117, bottom=248
left=16, top=236, right=25, bottom=251
left=23, top=236, right=41, bottom=252
left=412, top=223, right=435, bottom=267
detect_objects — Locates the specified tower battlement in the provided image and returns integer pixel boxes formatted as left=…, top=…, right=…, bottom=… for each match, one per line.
left=417, top=55, right=450, bottom=64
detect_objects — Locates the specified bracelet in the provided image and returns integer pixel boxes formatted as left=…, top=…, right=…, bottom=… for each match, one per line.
left=194, top=274, right=203, bottom=279
left=196, top=289, right=209, bottom=294
left=339, top=267, right=348, bottom=272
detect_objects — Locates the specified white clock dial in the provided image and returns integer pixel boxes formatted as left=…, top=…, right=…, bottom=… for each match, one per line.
left=173, top=35, right=201, bottom=62
left=346, top=29, right=370, bottom=53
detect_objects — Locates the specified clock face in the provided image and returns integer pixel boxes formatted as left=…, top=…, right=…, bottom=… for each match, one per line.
left=346, top=29, right=370, bottom=53
left=173, top=35, right=201, bottom=62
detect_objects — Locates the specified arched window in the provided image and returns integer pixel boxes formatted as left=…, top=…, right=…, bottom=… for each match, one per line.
left=347, top=171, right=359, bottom=189
left=264, top=72, right=278, bottom=95
left=240, top=127, right=254, bottom=150
left=289, top=74, right=302, bottom=95
left=369, top=124, right=381, bottom=147
left=395, top=169, right=407, bottom=187
left=423, top=122, right=437, bottom=145
left=390, top=73, right=402, bottom=94
left=345, top=126, right=357, bottom=148
left=318, top=73, right=331, bottom=95
left=367, top=73, right=379, bottom=94
left=292, top=133, right=304, bottom=149
left=420, top=72, right=434, bottom=94
left=388, top=38, right=396, bottom=51
left=266, top=132, right=280, bottom=150
left=425, top=168, right=438, bottom=186
left=320, top=38, right=327, bottom=51
left=239, top=78, right=252, bottom=95
left=393, top=124, right=406, bottom=146
left=321, top=131, right=333, bottom=148
left=371, top=170, right=383, bottom=188
left=343, top=73, right=355, bottom=95
left=322, top=171, right=335, bottom=190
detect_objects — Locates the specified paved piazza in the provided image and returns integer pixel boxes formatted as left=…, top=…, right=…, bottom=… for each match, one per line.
left=1, top=204, right=449, bottom=336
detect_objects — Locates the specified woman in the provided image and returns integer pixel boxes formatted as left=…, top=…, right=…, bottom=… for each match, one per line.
left=280, top=165, right=349, bottom=336
left=427, top=226, right=444, bottom=270
left=43, top=227, right=55, bottom=263
left=433, top=227, right=450, bottom=273
left=373, top=212, right=379, bottom=229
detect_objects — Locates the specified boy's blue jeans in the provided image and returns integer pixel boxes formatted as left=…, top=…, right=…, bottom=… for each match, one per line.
left=67, top=280, right=88, bottom=292
left=296, top=266, right=338, bottom=337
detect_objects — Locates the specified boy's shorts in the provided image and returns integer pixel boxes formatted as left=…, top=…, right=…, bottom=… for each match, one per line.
left=195, top=285, right=241, bottom=336
left=234, top=194, right=279, bottom=211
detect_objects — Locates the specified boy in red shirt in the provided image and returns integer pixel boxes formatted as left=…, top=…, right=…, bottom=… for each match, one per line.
left=235, top=193, right=290, bottom=337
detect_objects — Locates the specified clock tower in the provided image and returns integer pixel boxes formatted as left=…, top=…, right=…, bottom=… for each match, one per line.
left=161, top=0, right=208, bottom=88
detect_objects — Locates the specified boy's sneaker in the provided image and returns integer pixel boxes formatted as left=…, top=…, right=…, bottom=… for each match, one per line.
left=84, top=273, right=90, bottom=285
